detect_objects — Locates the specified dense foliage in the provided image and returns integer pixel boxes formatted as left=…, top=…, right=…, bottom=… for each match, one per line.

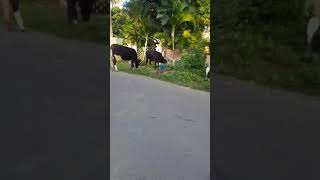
left=173, top=48, right=206, bottom=75
left=112, top=0, right=210, bottom=51
left=215, top=0, right=320, bottom=95
left=112, top=0, right=210, bottom=91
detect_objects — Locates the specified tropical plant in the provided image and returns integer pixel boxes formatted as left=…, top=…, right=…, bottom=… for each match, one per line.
left=196, top=0, right=210, bottom=29
left=112, top=6, right=129, bottom=37
left=110, top=0, right=121, bottom=41
left=124, top=0, right=161, bottom=61
left=155, top=0, right=198, bottom=50
left=153, top=32, right=170, bottom=48
left=173, top=48, right=206, bottom=76
left=122, top=17, right=145, bottom=46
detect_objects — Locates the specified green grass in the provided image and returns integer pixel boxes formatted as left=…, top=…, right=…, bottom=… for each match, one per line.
left=1, top=0, right=107, bottom=43
left=215, top=27, right=320, bottom=96
left=115, top=62, right=210, bottom=92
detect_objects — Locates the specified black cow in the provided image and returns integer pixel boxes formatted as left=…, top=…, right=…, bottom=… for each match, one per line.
left=146, top=50, right=167, bottom=68
left=111, top=44, right=139, bottom=71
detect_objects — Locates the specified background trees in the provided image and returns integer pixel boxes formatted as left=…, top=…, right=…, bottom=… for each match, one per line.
left=112, top=0, right=210, bottom=51
left=155, top=0, right=197, bottom=50
left=110, top=0, right=121, bottom=42
left=112, top=0, right=211, bottom=90
left=214, top=0, right=320, bottom=95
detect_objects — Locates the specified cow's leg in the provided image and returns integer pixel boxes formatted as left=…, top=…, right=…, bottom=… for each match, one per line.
left=135, top=59, right=139, bottom=69
left=206, top=67, right=210, bottom=79
left=307, top=17, right=320, bottom=45
left=10, top=0, right=25, bottom=32
left=131, top=60, right=134, bottom=69
left=111, top=52, right=118, bottom=71
left=304, top=16, right=320, bottom=60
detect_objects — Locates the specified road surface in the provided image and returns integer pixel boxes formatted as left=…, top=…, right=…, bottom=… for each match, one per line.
left=213, top=75, right=320, bottom=180
left=110, top=72, right=210, bottom=180
left=0, top=28, right=108, bottom=179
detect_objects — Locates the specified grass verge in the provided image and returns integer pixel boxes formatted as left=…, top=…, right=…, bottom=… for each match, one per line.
left=116, top=63, right=210, bottom=92
left=215, top=27, right=320, bottom=96
left=1, top=0, right=107, bottom=43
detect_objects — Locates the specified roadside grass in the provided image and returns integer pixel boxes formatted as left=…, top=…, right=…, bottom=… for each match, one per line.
left=1, top=0, right=107, bottom=43
left=115, top=62, right=210, bottom=92
left=215, top=27, right=320, bottom=96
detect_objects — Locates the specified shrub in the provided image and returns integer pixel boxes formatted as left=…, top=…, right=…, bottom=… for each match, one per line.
left=173, top=48, right=206, bottom=76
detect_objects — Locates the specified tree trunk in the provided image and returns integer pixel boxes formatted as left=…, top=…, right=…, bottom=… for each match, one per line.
left=171, top=26, right=175, bottom=50
left=143, top=34, right=148, bottom=62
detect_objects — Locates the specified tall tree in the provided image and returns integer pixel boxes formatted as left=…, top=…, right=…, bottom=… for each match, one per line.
left=156, top=0, right=198, bottom=50
left=112, top=6, right=129, bottom=38
left=110, top=0, right=121, bottom=43
left=124, top=0, right=160, bottom=61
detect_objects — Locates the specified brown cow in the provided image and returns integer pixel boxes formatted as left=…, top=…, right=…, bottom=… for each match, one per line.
left=162, top=48, right=182, bottom=65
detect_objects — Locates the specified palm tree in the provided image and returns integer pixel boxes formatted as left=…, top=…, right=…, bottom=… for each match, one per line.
left=156, top=0, right=197, bottom=50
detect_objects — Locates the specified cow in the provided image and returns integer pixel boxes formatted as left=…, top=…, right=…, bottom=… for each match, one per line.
left=303, top=0, right=320, bottom=62
left=110, top=44, right=139, bottom=71
left=162, top=48, right=182, bottom=65
left=146, top=50, right=167, bottom=68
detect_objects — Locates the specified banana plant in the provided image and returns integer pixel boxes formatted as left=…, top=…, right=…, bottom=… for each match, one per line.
left=156, top=0, right=198, bottom=50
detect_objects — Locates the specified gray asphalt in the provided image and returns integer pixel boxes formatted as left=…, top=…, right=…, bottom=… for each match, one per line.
left=110, top=72, right=210, bottom=180
left=0, top=28, right=108, bottom=179
left=213, top=75, right=320, bottom=180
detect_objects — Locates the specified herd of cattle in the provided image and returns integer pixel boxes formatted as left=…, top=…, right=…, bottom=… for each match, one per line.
left=110, top=44, right=181, bottom=70
left=110, top=44, right=211, bottom=79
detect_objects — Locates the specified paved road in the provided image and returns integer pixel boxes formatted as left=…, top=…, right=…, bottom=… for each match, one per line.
left=110, top=72, right=210, bottom=180
left=213, top=75, right=320, bottom=180
left=0, top=29, right=108, bottom=179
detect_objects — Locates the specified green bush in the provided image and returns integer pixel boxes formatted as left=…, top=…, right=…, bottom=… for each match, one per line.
left=173, top=48, right=206, bottom=76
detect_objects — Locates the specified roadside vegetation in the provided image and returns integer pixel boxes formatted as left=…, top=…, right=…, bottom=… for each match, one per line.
left=0, top=0, right=107, bottom=43
left=111, top=0, right=210, bottom=92
left=214, top=0, right=320, bottom=95
left=115, top=48, right=210, bottom=91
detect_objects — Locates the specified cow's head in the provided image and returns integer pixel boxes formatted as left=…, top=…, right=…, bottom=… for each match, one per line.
left=160, top=58, right=167, bottom=64
left=134, top=59, right=141, bottom=68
